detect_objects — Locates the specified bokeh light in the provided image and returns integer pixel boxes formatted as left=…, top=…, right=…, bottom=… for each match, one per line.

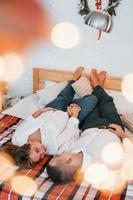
left=99, top=170, right=126, bottom=193
left=100, top=170, right=117, bottom=191
left=12, top=176, right=37, bottom=196
left=0, top=153, right=15, bottom=181
left=120, top=160, right=133, bottom=181
left=84, top=163, right=109, bottom=186
left=51, top=22, right=80, bottom=49
left=2, top=53, right=23, bottom=83
left=122, top=74, right=133, bottom=103
left=101, top=142, right=123, bottom=165
left=0, top=56, right=5, bottom=78
left=0, top=0, right=48, bottom=54
left=123, top=137, right=133, bottom=161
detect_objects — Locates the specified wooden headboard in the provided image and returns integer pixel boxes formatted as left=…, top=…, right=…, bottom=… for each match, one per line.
left=33, top=68, right=123, bottom=92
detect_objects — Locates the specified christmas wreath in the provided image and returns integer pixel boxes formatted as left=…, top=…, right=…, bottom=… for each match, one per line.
left=78, top=0, right=121, bottom=17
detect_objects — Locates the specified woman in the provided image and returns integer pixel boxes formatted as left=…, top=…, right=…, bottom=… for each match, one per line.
left=4, top=67, right=97, bottom=168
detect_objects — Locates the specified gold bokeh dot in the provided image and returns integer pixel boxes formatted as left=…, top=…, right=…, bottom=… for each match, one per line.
left=51, top=22, right=80, bottom=49
left=2, top=53, right=23, bottom=83
left=101, top=142, right=123, bottom=165
left=84, top=163, right=109, bottom=186
left=12, top=175, right=37, bottom=196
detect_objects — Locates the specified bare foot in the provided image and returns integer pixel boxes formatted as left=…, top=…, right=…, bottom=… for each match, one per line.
left=89, top=69, right=100, bottom=88
left=98, top=71, right=107, bottom=87
left=72, top=67, right=84, bottom=81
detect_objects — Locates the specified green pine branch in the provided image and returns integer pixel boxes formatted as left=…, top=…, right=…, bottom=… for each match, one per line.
left=78, top=0, right=121, bottom=17
left=107, top=0, right=121, bottom=16
left=78, top=0, right=90, bottom=16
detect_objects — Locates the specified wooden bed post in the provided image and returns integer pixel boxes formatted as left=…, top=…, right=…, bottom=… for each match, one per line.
left=33, top=68, right=123, bottom=92
left=33, top=68, right=40, bottom=92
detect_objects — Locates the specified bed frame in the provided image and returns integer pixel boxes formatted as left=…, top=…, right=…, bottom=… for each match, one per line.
left=33, top=68, right=122, bottom=92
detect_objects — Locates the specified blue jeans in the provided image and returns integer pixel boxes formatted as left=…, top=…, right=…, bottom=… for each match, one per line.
left=46, top=81, right=97, bottom=123
left=80, top=86, right=124, bottom=130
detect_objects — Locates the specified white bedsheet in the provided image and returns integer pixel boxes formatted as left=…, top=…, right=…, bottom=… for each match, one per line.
left=2, top=88, right=133, bottom=125
left=2, top=94, right=42, bottom=119
left=106, top=89, right=133, bottom=114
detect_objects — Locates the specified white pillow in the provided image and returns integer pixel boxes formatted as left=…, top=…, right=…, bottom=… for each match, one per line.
left=106, top=90, right=133, bottom=114
left=36, top=81, right=68, bottom=105
left=2, top=94, right=42, bottom=119
left=2, top=81, right=68, bottom=119
left=71, top=76, right=93, bottom=97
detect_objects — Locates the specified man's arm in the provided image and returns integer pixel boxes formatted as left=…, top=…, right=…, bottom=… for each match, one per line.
left=57, top=104, right=81, bottom=150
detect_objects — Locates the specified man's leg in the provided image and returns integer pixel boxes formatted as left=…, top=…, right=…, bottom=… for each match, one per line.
left=93, top=85, right=124, bottom=130
left=80, top=105, right=108, bottom=130
left=72, top=94, right=97, bottom=123
left=45, top=67, right=84, bottom=111
left=80, top=69, right=124, bottom=131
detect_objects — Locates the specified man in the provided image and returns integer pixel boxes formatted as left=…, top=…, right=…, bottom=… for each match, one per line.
left=47, top=69, right=128, bottom=183
left=4, top=67, right=97, bottom=168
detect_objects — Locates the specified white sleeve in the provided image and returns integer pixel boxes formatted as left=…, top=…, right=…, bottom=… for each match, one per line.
left=65, top=117, right=79, bottom=131
left=12, top=115, right=36, bottom=146
left=43, top=124, right=59, bottom=155
left=57, top=117, right=80, bottom=150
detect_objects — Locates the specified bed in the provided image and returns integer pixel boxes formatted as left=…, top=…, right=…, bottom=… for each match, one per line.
left=0, top=67, right=133, bottom=200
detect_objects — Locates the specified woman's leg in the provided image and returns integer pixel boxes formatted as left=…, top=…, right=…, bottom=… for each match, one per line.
left=45, top=67, right=84, bottom=111
left=45, top=80, right=75, bottom=111
left=72, top=94, right=97, bottom=123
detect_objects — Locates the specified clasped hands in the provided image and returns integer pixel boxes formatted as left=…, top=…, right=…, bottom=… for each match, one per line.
left=67, top=103, right=81, bottom=118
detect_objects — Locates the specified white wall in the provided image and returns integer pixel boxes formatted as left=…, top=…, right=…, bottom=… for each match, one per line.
left=9, top=0, right=133, bottom=97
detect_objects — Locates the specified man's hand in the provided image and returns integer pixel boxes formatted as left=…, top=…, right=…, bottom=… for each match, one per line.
left=108, top=124, right=127, bottom=139
left=32, top=107, right=57, bottom=118
left=67, top=103, right=81, bottom=118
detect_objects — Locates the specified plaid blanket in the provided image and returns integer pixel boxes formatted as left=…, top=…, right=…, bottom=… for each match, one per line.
left=0, top=115, right=133, bottom=200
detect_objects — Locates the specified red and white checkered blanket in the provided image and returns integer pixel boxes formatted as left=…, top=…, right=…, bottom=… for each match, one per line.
left=0, top=115, right=132, bottom=200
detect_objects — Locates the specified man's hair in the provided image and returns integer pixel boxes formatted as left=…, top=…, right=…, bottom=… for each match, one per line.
left=47, top=163, right=77, bottom=183
left=3, top=143, right=36, bottom=168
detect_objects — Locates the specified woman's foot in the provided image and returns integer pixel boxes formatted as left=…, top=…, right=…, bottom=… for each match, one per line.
left=98, top=71, right=107, bottom=87
left=89, top=69, right=100, bottom=88
left=72, top=67, right=84, bottom=81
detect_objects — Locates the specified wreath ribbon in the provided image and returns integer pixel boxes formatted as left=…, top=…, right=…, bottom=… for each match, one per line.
left=95, top=0, right=102, bottom=40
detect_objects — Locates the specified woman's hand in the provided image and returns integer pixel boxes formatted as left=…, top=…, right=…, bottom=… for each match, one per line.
left=67, top=103, right=81, bottom=118
left=108, top=124, right=127, bottom=139
left=32, top=107, right=57, bottom=118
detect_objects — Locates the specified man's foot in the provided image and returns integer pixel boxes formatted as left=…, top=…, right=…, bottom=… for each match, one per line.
left=98, top=71, right=107, bottom=87
left=72, top=67, right=84, bottom=81
left=89, top=69, right=100, bottom=88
